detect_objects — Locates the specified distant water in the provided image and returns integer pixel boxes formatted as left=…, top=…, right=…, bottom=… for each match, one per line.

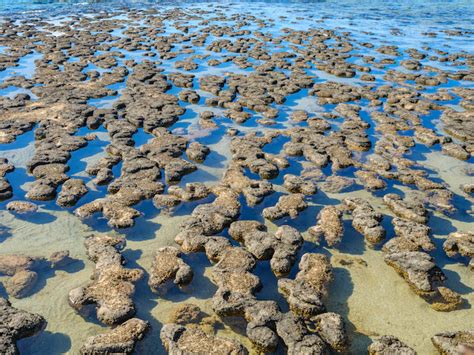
left=1, top=0, right=474, bottom=24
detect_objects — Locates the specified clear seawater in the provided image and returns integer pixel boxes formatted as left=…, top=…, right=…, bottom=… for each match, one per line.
left=0, top=0, right=473, bottom=354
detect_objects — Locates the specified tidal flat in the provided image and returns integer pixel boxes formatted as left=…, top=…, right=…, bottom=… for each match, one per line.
left=0, top=0, right=473, bottom=354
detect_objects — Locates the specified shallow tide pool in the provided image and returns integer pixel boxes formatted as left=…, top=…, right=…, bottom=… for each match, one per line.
left=0, top=0, right=473, bottom=354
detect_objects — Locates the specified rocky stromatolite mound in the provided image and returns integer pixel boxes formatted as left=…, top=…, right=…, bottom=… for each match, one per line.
left=57, top=178, right=88, bottom=207
left=368, top=335, right=416, bottom=355
left=68, top=234, right=144, bottom=325
left=431, top=330, right=474, bottom=355
left=228, top=221, right=303, bottom=276
left=0, top=297, right=46, bottom=355
left=148, top=246, right=193, bottom=294
left=384, top=251, right=462, bottom=311
left=262, top=193, right=307, bottom=220
left=382, top=217, right=434, bottom=254
left=383, top=193, right=428, bottom=224
left=80, top=318, right=149, bottom=355
left=312, top=312, right=348, bottom=352
left=343, top=197, right=385, bottom=246
left=6, top=201, right=38, bottom=214
left=161, top=323, right=247, bottom=354
left=443, top=231, right=474, bottom=269
left=309, top=205, right=344, bottom=247
left=278, top=253, right=333, bottom=318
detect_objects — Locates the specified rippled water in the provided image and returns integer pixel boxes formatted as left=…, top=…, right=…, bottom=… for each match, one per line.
left=1, top=0, right=473, bottom=354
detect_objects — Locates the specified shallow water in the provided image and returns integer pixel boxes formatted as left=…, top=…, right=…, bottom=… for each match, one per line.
left=1, top=0, right=473, bottom=354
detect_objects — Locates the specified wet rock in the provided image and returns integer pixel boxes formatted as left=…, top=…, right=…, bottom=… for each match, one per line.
left=276, top=313, right=329, bottom=354
left=25, top=178, right=59, bottom=201
left=80, top=318, right=149, bottom=355
left=222, top=163, right=274, bottom=206
left=230, top=134, right=279, bottom=179
left=384, top=251, right=462, bottom=311
left=263, top=193, right=307, bottom=220
left=6, top=201, right=38, bottom=214
left=283, top=174, right=317, bottom=195
left=383, top=217, right=434, bottom=253
left=0, top=297, right=46, bottom=355
left=0, top=177, right=13, bottom=201
left=164, top=158, right=197, bottom=183
left=57, top=178, right=88, bottom=207
left=186, top=141, right=210, bottom=162
left=431, top=330, right=474, bottom=355
left=68, top=234, right=144, bottom=325
left=148, top=247, right=193, bottom=294
left=210, top=247, right=260, bottom=316
left=229, top=221, right=303, bottom=276
left=176, top=188, right=240, bottom=243
left=0, top=158, right=14, bottom=177
left=161, top=323, right=247, bottom=354
left=168, top=183, right=210, bottom=201
left=309, top=205, right=344, bottom=247
left=442, top=143, right=471, bottom=160
left=278, top=253, right=332, bottom=318
left=103, top=203, right=141, bottom=229
left=343, top=197, right=386, bottom=246
left=383, top=193, right=427, bottom=224
left=368, top=335, right=416, bottom=355
left=355, top=170, right=387, bottom=190
left=443, top=231, right=474, bottom=267
left=312, top=312, right=348, bottom=352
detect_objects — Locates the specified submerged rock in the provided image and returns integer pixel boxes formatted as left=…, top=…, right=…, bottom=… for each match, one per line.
left=168, top=304, right=203, bottom=325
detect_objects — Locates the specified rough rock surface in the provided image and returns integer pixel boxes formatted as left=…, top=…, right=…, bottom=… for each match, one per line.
left=148, top=247, right=193, bottom=294
left=0, top=297, right=46, bottom=355
left=80, top=318, right=149, bottom=355
left=431, top=330, right=474, bottom=355
left=278, top=253, right=333, bottom=318
left=68, top=234, right=144, bottom=325
left=368, top=335, right=416, bottom=355
left=384, top=251, right=462, bottom=311
left=262, top=193, right=307, bottom=220
left=228, top=221, right=303, bottom=276
left=309, top=205, right=344, bottom=247
left=161, top=324, right=247, bottom=354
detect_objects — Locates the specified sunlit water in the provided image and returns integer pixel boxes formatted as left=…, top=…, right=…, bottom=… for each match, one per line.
left=0, top=0, right=473, bottom=354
